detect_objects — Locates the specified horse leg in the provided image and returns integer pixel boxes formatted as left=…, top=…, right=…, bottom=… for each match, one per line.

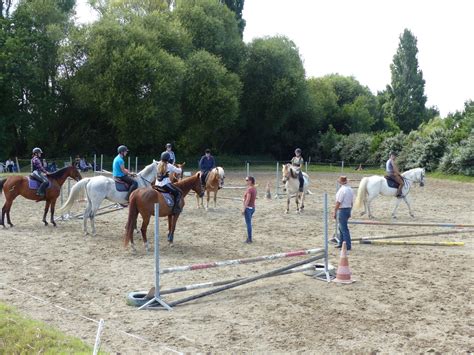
left=89, top=200, right=102, bottom=237
left=0, top=203, right=4, bottom=227
left=42, top=201, right=51, bottom=226
left=300, top=190, right=305, bottom=211
left=168, top=214, right=180, bottom=245
left=367, top=195, right=376, bottom=219
left=205, top=191, right=210, bottom=211
left=404, top=196, right=415, bottom=218
left=391, top=197, right=402, bottom=219
left=295, top=192, right=300, bottom=213
left=285, top=195, right=290, bottom=214
left=3, top=199, right=15, bottom=227
left=196, top=194, right=200, bottom=209
left=50, top=199, right=57, bottom=227
left=83, top=203, right=92, bottom=235
left=140, top=214, right=150, bottom=252
left=213, top=191, right=217, bottom=208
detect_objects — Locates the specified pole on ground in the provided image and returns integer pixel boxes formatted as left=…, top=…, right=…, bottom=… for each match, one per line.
left=100, top=154, right=103, bottom=172
left=323, top=192, right=331, bottom=282
left=155, top=253, right=325, bottom=308
left=353, top=228, right=474, bottom=242
left=138, top=203, right=172, bottom=311
left=360, top=240, right=464, bottom=246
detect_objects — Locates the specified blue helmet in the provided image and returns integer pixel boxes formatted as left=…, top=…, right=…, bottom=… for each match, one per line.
left=161, top=152, right=170, bottom=162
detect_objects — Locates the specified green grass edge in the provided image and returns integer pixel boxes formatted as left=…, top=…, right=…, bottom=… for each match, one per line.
left=0, top=302, right=97, bottom=354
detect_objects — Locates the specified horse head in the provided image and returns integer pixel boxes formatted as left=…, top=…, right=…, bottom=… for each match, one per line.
left=138, top=160, right=159, bottom=184
left=403, top=167, right=425, bottom=187
left=216, top=167, right=225, bottom=189
left=282, top=164, right=296, bottom=183
left=194, top=173, right=205, bottom=197
left=69, top=166, right=83, bottom=182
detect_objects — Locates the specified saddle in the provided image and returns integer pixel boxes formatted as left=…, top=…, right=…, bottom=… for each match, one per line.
left=151, top=186, right=175, bottom=207
left=384, top=175, right=407, bottom=189
left=28, top=176, right=51, bottom=190
left=113, top=178, right=130, bottom=192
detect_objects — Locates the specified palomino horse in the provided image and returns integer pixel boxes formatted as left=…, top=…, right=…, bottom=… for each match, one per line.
left=124, top=173, right=204, bottom=251
left=58, top=161, right=159, bottom=236
left=282, top=164, right=310, bottom=214
left=196, top=167, right=225, bottom=210
left=0, top=166, right=82, bottom=227
left=354, top=167, right=425, bottom=219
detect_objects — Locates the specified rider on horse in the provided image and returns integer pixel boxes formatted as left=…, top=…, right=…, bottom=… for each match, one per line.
left=162, top=143, right=176, bottom=165
left=31, top=147, right=49, bottom=197
left=291, top=148, right=305, bottom=192
left=113, top=145, right=138, bottom=201
left=156, top=152, right=183, bottom=214
left=199, top=148, right=216, bottom=188
left=386, top=151, right=404, bottom=197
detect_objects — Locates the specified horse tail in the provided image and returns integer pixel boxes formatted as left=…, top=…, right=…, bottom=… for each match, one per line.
left=354, top=177, right=368, bottom=210
left=0, top=178, right=6, bottom=197
left=58, top=178, right=91, bottom=213
left=124, top=192, right=140, bottom=248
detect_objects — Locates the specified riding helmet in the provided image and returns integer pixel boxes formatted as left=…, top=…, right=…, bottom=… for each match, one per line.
left=161, top=152, right=170, bottom=162
left=117, top=145, right=129, bottom=154
left=32, top=147, right=43, bottom=154
left=295, top=148, right=302, bottom=154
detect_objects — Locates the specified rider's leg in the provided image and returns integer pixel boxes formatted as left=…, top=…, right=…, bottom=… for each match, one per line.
left=298, top=171, right=304, bottom=192
left=119, top=175, right=137, bottom=201
left=395, top=174, right=404, bottom=197
left=35, top=173, right=49, bottom=196
left=167, top=183, right=182, bottom=214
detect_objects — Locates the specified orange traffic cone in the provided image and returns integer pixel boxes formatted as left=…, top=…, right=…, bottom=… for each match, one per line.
left=333, top=241, right=355, bottom=284
left=265, top=182, right=272, bottom=199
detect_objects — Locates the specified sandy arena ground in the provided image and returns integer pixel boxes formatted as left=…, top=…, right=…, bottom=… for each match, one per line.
left=1, top=170, right=473, bottom=353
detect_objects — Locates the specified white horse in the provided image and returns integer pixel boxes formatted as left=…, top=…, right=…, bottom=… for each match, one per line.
left=197, top=167, right=225, bottom=210
left=354, top=167, right=425, bottom=219
left=282, top=164, right=310, bottom=213
left=59, top=161, right=159, bottom=235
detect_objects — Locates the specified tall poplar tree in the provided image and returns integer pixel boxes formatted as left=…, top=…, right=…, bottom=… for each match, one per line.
left=387, top=29, right=427, bottom=132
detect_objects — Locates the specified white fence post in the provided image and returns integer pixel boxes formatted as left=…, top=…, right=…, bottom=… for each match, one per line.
left=92, top=319, right=105, bottom=355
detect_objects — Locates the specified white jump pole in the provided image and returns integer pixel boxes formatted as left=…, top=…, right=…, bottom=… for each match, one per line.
left=323, top=192, right=331, bottom=282
left=275, top=161, right=279, bottom=198
left=93, top=154, right=97, bottom=176
left=135, top=157, right=138, bottom=173
left=128, top=156, right=131, bottom=171
left=341, top=160, right=344, bottom=173
left=138, top=203, right=172, bottom=311
left=246, top=161, right=250, bottom=177
left=100, top=154, right=103, bottom=172
left=15, top=157, right=20, bottom=173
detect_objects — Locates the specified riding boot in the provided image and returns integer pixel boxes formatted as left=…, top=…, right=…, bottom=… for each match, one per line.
left=396, top=186, right=403, bottom=198
left=172, top=196, right=182, bottom=214
left=298, top=173, right=304, bottom=192
left=37, top=181, right=48, bottom=197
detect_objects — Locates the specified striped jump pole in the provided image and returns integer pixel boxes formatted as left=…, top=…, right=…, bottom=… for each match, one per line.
left=160, top=248, right=323, bottom=275
left=360, top=240, right=465, bottom=246
left=348, top=220, right=474, bottom=228
left=353, top=228, right=474, bottom=242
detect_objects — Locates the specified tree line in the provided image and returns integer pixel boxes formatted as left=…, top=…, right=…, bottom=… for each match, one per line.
left=1, top=0, right=472, bottom=175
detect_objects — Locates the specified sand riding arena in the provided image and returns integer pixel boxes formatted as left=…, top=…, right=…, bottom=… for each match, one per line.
left=0, top=170, right=472, bottom=353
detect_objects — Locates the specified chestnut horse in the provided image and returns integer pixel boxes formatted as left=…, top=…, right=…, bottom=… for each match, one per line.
left=124, top=173, right=203, bottom=251
left=0, top=166, right=82, bottom=227
left=196, top=167, right=225, bottom=210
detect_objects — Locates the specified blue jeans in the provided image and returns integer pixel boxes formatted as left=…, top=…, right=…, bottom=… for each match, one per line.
left=244, top=208, right=255, bottom=240
left=338, top=208, right=352, bottom=250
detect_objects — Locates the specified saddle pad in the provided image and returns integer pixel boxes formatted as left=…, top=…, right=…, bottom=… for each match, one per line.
left=114, top=181, right=129, bottom=192
left=384, top=175, right=399, bottom=189
left=161, top=193, right=175, bottom=207
left=28, top=178, right=51, bottom=190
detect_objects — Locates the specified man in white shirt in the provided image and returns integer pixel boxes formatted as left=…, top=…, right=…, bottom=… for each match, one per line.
left=334, top=176, right=354, bottom=250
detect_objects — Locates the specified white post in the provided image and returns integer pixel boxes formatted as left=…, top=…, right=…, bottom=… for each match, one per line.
left=341, top=160, right=344, bottom=173
left=100, top=154, right=103, bottom=172
left=154, top=203, right=160, bottom=299
left=135, top=156, right=138, bottom=173
left=92, top=319, right=105, bottom=355
left=323, top=192, right=331, bottom=282
left=93, top=154, right=97, bottom=176
left=305, top=161, right=308, bottom=173
left=69, top=156, right=72, bottom=166
left=128, top=156, right=131, bottom=171
left=60, top=184, right=64, bottom=220
left=15, top=157, right=20, bottom=173
left=246, top=162, right=250, bottom=177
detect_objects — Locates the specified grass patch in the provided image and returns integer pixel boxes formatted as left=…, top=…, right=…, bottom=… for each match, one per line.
left=0, top=302, right=95, bottom=354
left=427, top=171, right=474, bottom=183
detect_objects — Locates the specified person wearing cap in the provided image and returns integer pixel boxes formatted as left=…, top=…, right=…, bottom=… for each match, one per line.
left=31, top=147, right=49, bottom=197
left=156, top=152, right=183, bottom=214
left=162, top=143, right=176, bottom=165
left=242, top=176, right=257, bottom=243
left=386, top=151, right=404, bottom=197
left=291, top=148, right=305, bottom=192
left=334, top=176, right=354, bottom=251
left=113, top=145, right=138, bottom=200
left=198, top=148, right=216, bottom=187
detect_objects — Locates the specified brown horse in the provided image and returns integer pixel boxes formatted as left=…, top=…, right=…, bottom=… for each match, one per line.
left=124, top=173, right=203, bottom=250
left=196, top=167, right=225, bottom=210
left=0, top=166, right=82, bottom=227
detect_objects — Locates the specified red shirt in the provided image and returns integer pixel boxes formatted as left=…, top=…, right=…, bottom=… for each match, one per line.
left=244, top=186, right=257, bottom=208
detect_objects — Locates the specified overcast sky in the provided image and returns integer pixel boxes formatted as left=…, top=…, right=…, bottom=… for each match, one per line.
left=76, top=0, right=474, bottom=116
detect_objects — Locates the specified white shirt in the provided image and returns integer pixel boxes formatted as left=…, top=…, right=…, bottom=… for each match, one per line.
left=155, top=163, right=182, bottom=187
left=6, top=159, right=13, bottom=167
left=336, top=184, right=354, bottom=209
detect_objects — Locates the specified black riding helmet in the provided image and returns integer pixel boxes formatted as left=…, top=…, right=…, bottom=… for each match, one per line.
left=161, top=152, right=170, bottom=162
left=117, top=145, right=129, bottom=154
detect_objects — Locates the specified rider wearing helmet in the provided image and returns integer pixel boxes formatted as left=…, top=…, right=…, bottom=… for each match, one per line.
left=156, top=152, right=183, bottom=214
left=291, top=148, right=305, bottom=192
left=113, top=145, right=138, bottom=201
left=198, top=148, right=216, bottom=187
left=386, top=151, right=404, bottom=197
left=31, top=147, right=49, bottom=197
left=162, top=143, right=176, bottom=165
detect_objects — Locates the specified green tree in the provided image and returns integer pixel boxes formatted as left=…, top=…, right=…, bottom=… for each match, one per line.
left=240, top=36, right=306, bottom=154
left=387, top=29, right=427, bottom=132
left=180, top=50, right=242, bottom=154
left=221, top=0, right=245, bottom=37
left=175, top=0, right=244, bottom=72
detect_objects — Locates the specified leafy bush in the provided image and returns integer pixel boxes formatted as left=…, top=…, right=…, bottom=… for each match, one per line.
left=439, top=133, right=474, bottom=176
left=334, top=133, right=373, bottom=163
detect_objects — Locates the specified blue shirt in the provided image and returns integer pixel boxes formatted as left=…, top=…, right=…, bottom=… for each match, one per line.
left=199, top=155, right=216, bottom=172
left=113, top=155, right=125, bottom=177
left=386, top=159, right=394, bottom=174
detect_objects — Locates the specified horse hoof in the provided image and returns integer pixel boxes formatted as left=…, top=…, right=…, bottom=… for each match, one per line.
left=52, top=222, right=57, bottom=227
left=43, top=221, right=48, bottom=226
left=410, top=214, right=415, bottom=218
left=285, top=210, right=289, bottom=214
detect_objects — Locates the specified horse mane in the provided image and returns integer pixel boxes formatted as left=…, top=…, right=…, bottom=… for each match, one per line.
left=289, top=166, right=297, bottom=179
left=138, top=160, right=157, bottom=176
left=47, top=166, right=71, bottom=179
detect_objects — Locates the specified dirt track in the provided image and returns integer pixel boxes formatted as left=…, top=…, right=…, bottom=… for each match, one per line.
left=1, top=171, right=473, bottom=353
